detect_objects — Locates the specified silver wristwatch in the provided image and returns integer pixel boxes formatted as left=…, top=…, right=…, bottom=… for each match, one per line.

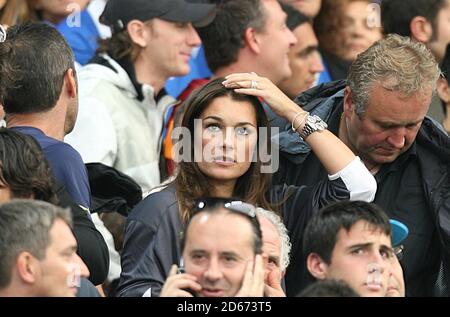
left=299, top=114, right=328, bottom=139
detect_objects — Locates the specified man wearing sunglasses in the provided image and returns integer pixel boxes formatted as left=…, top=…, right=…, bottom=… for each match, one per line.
left=160, top=198, right=265, bottom=297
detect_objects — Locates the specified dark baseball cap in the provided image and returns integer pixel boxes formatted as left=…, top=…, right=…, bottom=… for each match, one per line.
left=100, top=0, right=216, bottom=32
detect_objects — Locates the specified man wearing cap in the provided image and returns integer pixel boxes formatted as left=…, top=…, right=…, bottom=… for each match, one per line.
left=385, top=219, right=407, bottom=297
left=303, top=200, right=408, bottom=297
left=65, top=0, right=216, bottom=193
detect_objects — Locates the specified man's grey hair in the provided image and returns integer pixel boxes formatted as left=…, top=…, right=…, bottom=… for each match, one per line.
left=347, top=34, right=442, bottom=116
left=0, top=200, right=72, bottom=288
left=256, top=207, right=291, bottom=272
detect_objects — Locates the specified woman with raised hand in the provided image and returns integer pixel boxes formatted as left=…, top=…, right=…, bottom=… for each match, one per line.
left=117, top=75, right=377, bottom=297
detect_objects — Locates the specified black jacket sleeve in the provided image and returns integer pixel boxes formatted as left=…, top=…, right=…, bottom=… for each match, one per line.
left=270, top=177, right=350, bottom=296
left=117, top=187, right=182, bottom=297
left=57, top=188, right=110, bottom=285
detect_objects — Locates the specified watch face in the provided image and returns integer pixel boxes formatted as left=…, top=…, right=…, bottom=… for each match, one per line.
left=309, top=115, right=328, bottom=130
left=300, top=115, right=328, bottom=139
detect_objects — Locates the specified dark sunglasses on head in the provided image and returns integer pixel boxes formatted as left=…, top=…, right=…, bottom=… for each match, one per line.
left=192, top=197, right=257, bottom=220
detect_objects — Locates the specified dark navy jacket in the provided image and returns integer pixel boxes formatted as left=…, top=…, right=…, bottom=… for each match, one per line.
left=274, top=81, right=450, bottom=297
left=117, top=176, right=351, bottom=297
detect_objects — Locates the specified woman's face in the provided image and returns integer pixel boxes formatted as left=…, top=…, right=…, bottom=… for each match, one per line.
left=338, top=1, right=382, bottom=61
left=195, top=96, right=258, bottom=185
left=32, top=0, right=90, bottom=24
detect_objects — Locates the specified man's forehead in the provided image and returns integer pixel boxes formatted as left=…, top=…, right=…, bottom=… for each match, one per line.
left=441, top=0, right=450, bottom=12
left=363, top=83, right=432, bottom=113
left=49, top=220, right=77, bottom=251
left=336, top=221, right=391, bottom=247
left=186, top=212, right=255, bottom=249
left=262, top=0, right=286, bottom=18
left=258, top=216, right=280, bottom=245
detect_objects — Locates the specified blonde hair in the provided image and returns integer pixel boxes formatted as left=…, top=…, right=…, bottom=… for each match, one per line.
left=0, top=0, right=38, bottom=26
left=347, top=34, right=441, bottom=116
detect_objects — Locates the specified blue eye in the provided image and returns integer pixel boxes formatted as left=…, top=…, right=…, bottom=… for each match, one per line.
left=206, top=124, right=221, bottom=133
left=235, top=127, right=249, bottom=136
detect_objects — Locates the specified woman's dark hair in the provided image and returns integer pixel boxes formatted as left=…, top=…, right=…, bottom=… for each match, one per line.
left=0, top=0, right=38, bottom=26
left=0, top=128, right=58, bottom=204
left=174, top=78, right=273, bottom=222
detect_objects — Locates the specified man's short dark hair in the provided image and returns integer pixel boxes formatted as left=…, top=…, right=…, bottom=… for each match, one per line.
left=298, top=280, right=359, bottom=297
left=382, top=0, right=448, bottom=38
left=303, top=201, right=391, bottom=264
left=280, top=2, right=310, bottom=31
left=196, top=0, right=266, bottom=73
left=0, top=22, right=75, bottom=114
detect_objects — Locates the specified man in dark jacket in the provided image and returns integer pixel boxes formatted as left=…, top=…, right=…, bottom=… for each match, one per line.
left=273, top=34, right=450, bottom=297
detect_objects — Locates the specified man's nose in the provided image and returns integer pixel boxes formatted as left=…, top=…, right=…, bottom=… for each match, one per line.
left=204, top=258, right=223, bottom=282
left=386, top=128, right=406, bottom=149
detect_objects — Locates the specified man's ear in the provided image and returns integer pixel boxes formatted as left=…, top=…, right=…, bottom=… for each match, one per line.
left=437, top=77, right=450, bottom=104
left=343, top=87, right=355, bottom=118
left=64, top=68, right=77, bottom=99
left=410, top=16, right=433, bottom=43
left=306, top=253, right=328, bottom=280
left=16, top=252, right=39, bottom=284
left=127, top=20, right=148, bottom=48
left=244, top=27, right=262, bottom=54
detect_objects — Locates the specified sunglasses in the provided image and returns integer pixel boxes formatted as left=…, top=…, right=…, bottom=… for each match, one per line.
left=189, top=197, right=263, bottom=255
left=192, top=197, right=258, bottom=220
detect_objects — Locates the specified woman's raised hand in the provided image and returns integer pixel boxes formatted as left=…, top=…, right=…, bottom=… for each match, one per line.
left=222, top=72, right=302, bottom=120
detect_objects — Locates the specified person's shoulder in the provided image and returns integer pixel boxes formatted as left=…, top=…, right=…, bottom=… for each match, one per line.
left=417, top=117, right=450, bottom=161
left=78, top=67, right=120, bottom=95
left=46, top=141, right=83, bottom=161
left=78, top=56, right=125, bottom=91
left=294, top=80, right=346, bottom=110
left=127, top=185, right=178, bottom=224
